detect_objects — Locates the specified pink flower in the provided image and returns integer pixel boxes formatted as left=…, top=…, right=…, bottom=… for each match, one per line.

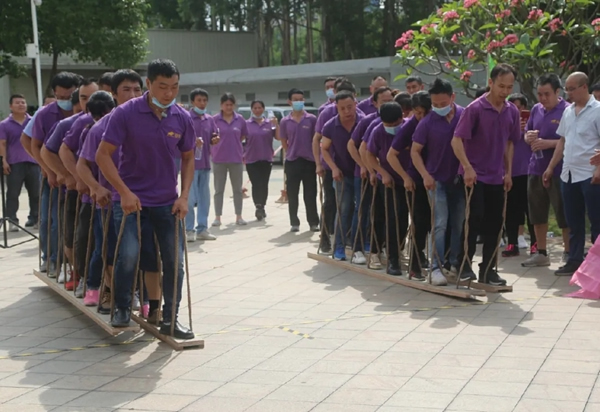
left=528, top=9, right=543, bottom=21
left=445, top=61, right=452, bottom=69
left=467, top=49, right=476, bottom=59
left=502, top=34, right=518, bottom=45
left=403, top=44, right=411, bottom=50
left=451, top=34, right=459, bottom=44
left=486, top=31, right=491, bottom=38
left=487, top=40, right=504, bottom=52
left=562, top=30, right=567, bottom=35
left=464, top=0, right=479, bottom=8
left=568, top=65, right=575, bottom=71
left=460, top=71, right=473, bottom=81
left=593, top=18, right=600, bottom=31
left=443, top=10, right=460, bottom=22
left=548, top=18, right=562, bottom=32
left=495, top=10, right=511, bottom=19
left=437, top=8, right=444, bottom=16
left=395, top=30, right=415, bottom=48
left=395, top=38, right=404, bottom=48
left=420, top=23, right=437, bottom=35
left=559, top=61, right=566, bottom=68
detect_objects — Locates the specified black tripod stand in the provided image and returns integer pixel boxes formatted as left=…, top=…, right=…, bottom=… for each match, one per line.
left=0, top=156, right=38, bottom=249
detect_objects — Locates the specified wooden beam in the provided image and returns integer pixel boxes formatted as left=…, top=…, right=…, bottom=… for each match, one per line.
left=33, top=270, right=140, bottom=336
left=130, top=314, right=204, bottom=351
left=307, top=253, right=486, bottom=300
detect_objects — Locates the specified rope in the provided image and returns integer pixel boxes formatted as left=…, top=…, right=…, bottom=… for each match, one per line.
left=153, top=233, right=163, bottom=323
left=81, top=200, right=95, bottom=297
left=392, top=187, right=403, bottom=266
left=72, top=193, right=81, bottom=291
left=171, top=217, right=180, bottom=336
left=351, top=178, right=369, bottom=256
left=366, top=182, right=380, bottom=265
left=182, top=219, right=193, bottom=328
left=56, top=189, right=64, bottom=287
left=332, top=178, right=345, bottom=256
left=481, top=190, right=509, bottom=283
left=317, top=175, right=326, bottom=254
left=384, top=186, right=390, bottom=265
left=425, top=189, right=444, bottom=284
left=405, top=190, right=423, bottom=280
left=38, top=177, right=44, bottom=269
left=457, top=185, right=474, bottom=289
left=96, top=204, right=111, bottom=314
left=45, top=185, right=54, bottom=274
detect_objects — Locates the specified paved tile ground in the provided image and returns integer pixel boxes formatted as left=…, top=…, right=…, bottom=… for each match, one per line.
left=1, top=165, right=600, bottom=411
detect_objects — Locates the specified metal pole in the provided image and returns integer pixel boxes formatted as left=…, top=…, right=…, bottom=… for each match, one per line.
left=31, top=0, right=43, bottom=108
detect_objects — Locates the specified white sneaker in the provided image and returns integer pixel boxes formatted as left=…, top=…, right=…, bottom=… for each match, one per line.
left=236, top=219, right=247, bottom=226
left=8, top=222, right=18, bottom=232
left=186, top=230, right=196, bottom=242
left=500, top=238, right=506, bottom=247
left=369, top=255, right=382, bottom=270
left=211, top=219, right=221, bottom=227
left=352, top=251, right=367, bottom=265
left=518, top=235, right=528, bottom=249
left=198, top=230, right=216, bottom=241
left=57, top=269, right=66, bottom=284
left=429, top=268, right=448, bottom=286
left=74, top=281, right=85, bottom=298
left=521, top=252, right=550, bottom=267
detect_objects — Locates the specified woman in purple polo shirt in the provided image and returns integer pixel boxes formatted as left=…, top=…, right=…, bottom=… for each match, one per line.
left=211, top=93, right=249, bottom=226
left=244, top=100, right=279, bottom=221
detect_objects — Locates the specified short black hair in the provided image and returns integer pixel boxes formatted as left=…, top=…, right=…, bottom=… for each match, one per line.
left=190, top=88, right=209, bottom=102
left=411, top=91, right=432, bottom=112
left=536, top=73, right=562, bottom=92
left=337, top=81, right=356, bottom=94
left=405, top=75, right=423, bottom=85
left=428, top=78, right=453, bottom=96
left=51, top=72, right=82, bottom=91
left=335, top=90, right=354, bottom=103
left=288, top=88, right=304, bottom=100
left=86, top=91, right=116, bottom=120
left=590, top=83, right=600, bottom=93
left=490, top=63, right=518, bottom=81
left=71, top=89, right=80, bottom=106
left=324, top=76, right=337, bottom=84
left=111, top=69, right=143, bottom=94
left=147, top=59, right=180, bottom=82
left=394, top=91, right=412, bottom=112
left=333, top=77, right=349, bottom=91
left=251, top=100, right=265, bottom=109
left=220, top=92, right=236, bottom=104
left=99, top=72, right=114, bottom=88
left=80, top=78, right=98, bottom=87
left=474, top=87, right=487, bottom=98
left=379, top=102, right=403, bottom=123
left=9, top=94, right=25, bottom=105
left=373, top=87, right=392, bottom=103
left=508, top=93, right=528, bottom=108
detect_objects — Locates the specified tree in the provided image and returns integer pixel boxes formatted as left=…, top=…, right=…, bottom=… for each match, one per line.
left=394, top=0, right=600, bottom=101
left=0, top=0, right=31, bottom=78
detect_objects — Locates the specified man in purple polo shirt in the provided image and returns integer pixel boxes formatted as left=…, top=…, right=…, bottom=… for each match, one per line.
left=357, top=76, right=388, bottom=116
left=97, top=59, right=195, bottom=339
left=318, top=76, right=337, bottom=115
left=0, top=94, right=39, bottom=232
left=98, top=72, right=114, bottom=92
left=365, top=102, right=406, bottom=276
left=321, top=90, right=364, bottom=260
left=26, top=71, right=81, bottom=275
left=521, top=74, right=570, bottom=268
left=452, top=63, right=521, bottom=286
left=280, top=88, right=319, bottom=232
left=186, top=88, right=219, bottom=241
left=405, top=76, right=425, bottom=95
left=410, top=80, right=465, bottom=286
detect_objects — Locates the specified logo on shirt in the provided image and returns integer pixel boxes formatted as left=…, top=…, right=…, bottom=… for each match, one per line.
left=302, top=125, right=310, bottom=129
left=167, top=131, right=181, bottom=139
left=233, top=127, right=240, bottom=131
left=551, top=119, right=560, bottom=124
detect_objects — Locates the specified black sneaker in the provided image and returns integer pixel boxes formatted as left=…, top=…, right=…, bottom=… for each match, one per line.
left=111, top=307, right=131, bottom=327
left=410, top=268, right=426, bottom=281
left=555, top=262, right=579, bottom=277
left=320, top=236, right=332, bottom=254
left=160, top=320, right=195, bottom=340
left=25, top=219, right=36, bottom=227
left=418, top=252, right=430, bottom=269
left=459, top=267, right=477, bottom=282
left=387, top=259, right=402, bottom=276
left=479, top=269, right=507, bottom=286
left=255, top=208, right=264, bottom=221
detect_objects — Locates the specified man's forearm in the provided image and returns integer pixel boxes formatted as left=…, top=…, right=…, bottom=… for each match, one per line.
left=312, top=133, right=321, bottom=164
left=179, top=153, right=194, bottom=199
left=0, top=141, right=7, bottom=160
left=410, top=147, right=429, bottom=180
left=58, top=144, right=80, bottom=181
left=31, top=140, right=53, bottom=175
left=504, top=141, right=514, bottom=177
left=359, top=142, right=375, bottom=174
left=76, top=158, right=103, bottom=192
left=321, top=146, right=338, bottom=172
left=96, top=146, right=129, bottom=197
left=547, top=136, right=565, bottom=171
left=41, top=146, right=71, bottom=177
left=451, top=137, right=473, bottom=170
left=347, top=141, right=364, bottom=168
left=388, top=149, right=410, bottom=181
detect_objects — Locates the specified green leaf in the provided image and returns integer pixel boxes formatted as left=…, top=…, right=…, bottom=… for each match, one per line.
left=515, top=43, right=527, bottom=51
left=479, top=23, right=497, bottom=30
left=537, top=49, right=553, bottom=57
left=394, top=74, right=408, bottom=81
left=520, top=33, right=530, bottom=47
left=531, top=37, right=540, bottom=50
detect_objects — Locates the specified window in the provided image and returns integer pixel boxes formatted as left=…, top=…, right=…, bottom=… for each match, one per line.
left=360, top=87, right=370, bottom=97
left=303, top=90, right=311, bottom=99
left=245, top=93, right=256, bottom=101
left=277, top=91, right=288, bottom=100
left=180, top=94, right=189, bottom=103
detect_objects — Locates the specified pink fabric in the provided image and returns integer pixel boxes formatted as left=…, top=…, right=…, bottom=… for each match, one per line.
left=567, top=237, right=600, bottom=300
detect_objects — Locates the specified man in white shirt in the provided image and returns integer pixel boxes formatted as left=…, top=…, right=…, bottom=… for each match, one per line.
left=544, top=72, right=600, bottom=276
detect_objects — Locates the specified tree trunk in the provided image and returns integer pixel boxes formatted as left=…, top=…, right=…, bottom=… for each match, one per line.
left=45, top=50, right=59, bottom=97
left=306, top=0, right=314, bottom=63
left=293, top=0, right=298, bottom=64
left=281, top=0, right=291, bottom=65
left=320, top=3, right=328, bottom=61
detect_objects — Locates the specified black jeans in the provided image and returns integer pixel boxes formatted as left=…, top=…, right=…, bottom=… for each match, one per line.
left=5, top=161, right=40, bottom=223
left=506, top=175, right=536, bottom=246
left=373, top=183, right=408, bottom=261
left=74, top=202, right=93, bottom=278
left=408, top=182, right=431, bottom=269
left=320, top=169, right=336, bottom=238
left=246, top=161, right=272, bottom=209
left=285, top=158, right=319, bottom=227
left=459, top=182, right=505, bottom=274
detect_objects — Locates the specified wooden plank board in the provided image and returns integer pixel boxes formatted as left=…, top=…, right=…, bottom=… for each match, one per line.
left=130, top=313, right=204, bottom=351
left=307, top=253, right=486, bottom=300
left=33, top=269, right=140, bottom=336
left=443, top=270, right=513, bottom=293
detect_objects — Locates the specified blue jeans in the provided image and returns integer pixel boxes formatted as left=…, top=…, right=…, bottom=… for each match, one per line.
left=351, top=177, right=371, bottom=252
left=39, top=179, right=59, bottom=263
left=186, top=169, right=211, bottom=233
left=333, top=176, right=355, bottom=250
left=562, top=177, right=600, bottom=265
left=113, top=203, right=184, bottom=322
left=430, top=180, right=465, bottom=271
left=87, top=208, right=117, bottom=290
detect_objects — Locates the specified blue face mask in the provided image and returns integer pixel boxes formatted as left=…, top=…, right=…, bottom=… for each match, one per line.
left=56, top=99, right=73, bottom=111
left=193, top=107, right=206, bottom=115
left=384, top=125, right=401, bottom=135
left=432, top=105, right=452, bottom=117
left=292, top=101, right=305, bottom=111
left=251, top=113, right=263, bottom=119
left=326, top=88, right=335, bottom=99
left=152, top=96, right=176, bottom=110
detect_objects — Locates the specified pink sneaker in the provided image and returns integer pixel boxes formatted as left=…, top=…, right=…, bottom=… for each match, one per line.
left=142, top=304, right=150, bottom=318
left=83, top=289, right=99, bottom=306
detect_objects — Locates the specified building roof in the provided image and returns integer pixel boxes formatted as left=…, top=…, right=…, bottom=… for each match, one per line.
left=179, top=57, right=393, bottom=86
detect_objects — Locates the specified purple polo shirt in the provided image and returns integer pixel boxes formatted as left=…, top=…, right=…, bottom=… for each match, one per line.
left=63, top=113, right=93, bottom=155
left=102, top=93, right=196, bottom=207
left=368, top=123, right=404, bottom=185
left=81, top=114, right=117, bottom=204
left=357, top=97, right=377, bottom=116
left=512, top=131, right=531, bottom=177
left=245, top=118, right=275, bottom=164
left=45, top=113, right=83, bottom=154
left=0, top=114, right=35, bottom=164
left=526, top=99, right=569, bottom=177
left=322, top=113, right=364, bottom=178
left=350, top=112, right=380, bottom=177
left=211, top=112, right=248, bottom=164
left=280, top=111, right=317, bottom=162
left=389, top=116, right=421, bottom=182
left=76, top=126, right=93, bottom=204
left=318, top=101, right=334, bottom=116
left=454, top=94, right=521, bottom=185
left=412, top=105, right=464, bottom=183
left=31, top=101, right=68, bottom=144
left=316, top=103, right=365, bottom=134
left=363, top=117, right=383, bottom=145
left=189, top=110, right=216, bottom=170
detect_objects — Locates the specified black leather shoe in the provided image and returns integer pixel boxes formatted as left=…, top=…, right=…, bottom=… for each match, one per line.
left=111, top=307, right=131, bottom=327
left=25, top=219, right=36, bottom=227
left=160, top=320, right=195, bottom=340
left=387, top=259, right=402, bottom=276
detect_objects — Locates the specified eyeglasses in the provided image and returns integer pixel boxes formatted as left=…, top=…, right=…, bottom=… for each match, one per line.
left=565, top=84, right=584, bottom=93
